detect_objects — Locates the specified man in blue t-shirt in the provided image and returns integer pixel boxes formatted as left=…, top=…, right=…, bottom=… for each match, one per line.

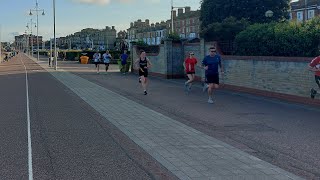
left=120, top=50, right=129, bottom=74
left=202, top=47, right=224, bottom=104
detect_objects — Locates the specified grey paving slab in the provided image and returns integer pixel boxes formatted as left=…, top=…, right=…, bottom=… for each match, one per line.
left=34, top=60, right=304, bottom=180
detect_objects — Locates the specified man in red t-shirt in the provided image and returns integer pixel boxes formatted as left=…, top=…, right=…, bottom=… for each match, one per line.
left=309, top=56, right=320, bottom=99
left=184, top=52, right=198, bottom=93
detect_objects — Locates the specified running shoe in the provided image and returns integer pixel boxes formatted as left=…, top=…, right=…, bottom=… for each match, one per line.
left=208, top=98, right=214, bottom=104
left=203, top=83, right=209, bottom=92
left=311, top=88, right=317, bottom=99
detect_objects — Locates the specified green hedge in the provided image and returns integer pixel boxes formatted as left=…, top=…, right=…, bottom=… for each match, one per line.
left=235, top=18, right=320, bottom=57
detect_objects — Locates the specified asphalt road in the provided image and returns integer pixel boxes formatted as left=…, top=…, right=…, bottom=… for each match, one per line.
left=62, top=61, right=320, bottom=180
left=0, top=54, right=177, bottom=180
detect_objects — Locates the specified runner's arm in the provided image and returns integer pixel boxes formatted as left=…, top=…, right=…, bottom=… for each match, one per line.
left=147, top=58, right=152, bottom=68
left=219, top=59, right=224, bottom=74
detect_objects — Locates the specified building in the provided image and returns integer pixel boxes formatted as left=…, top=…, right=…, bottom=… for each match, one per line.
left=63, top=26, right=117, bottom=50
left=126, top=6, right=200, bottom=47
left=127, top=19, right=168, bottom=47
left=290, top=0, right=320, bottom=22
left=170, top=7, right=201, bottom=39
left=14, top=34, right=43, bottom=51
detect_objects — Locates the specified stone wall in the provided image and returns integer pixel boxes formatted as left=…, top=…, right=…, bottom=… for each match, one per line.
left=130, top=39, right=320, bottom=105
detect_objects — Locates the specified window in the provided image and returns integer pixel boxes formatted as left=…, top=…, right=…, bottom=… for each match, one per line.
left=186, top=27, right=190, bottom=33
left=289, top=13, right=292, bottom=20
left=308, top=10, right=315, bottom=19
left=297, top=11, right=303, bottom=22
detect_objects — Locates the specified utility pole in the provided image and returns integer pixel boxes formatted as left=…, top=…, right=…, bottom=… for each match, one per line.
left=29, top=0, right=45, bottom=61
left=0, top=25, right=2, bottom=62
left=26, top=19, right=36, bottom=58
left=171, top=0, right=174, bottom=34
left=304, top=0, right=308, bottom=22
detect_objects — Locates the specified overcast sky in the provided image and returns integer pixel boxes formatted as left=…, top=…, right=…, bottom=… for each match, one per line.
left=0, top=0, right=201, bottom=42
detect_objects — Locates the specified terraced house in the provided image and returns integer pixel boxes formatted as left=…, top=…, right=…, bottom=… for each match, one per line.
left=61, top=26, right=117, bottom=50
left=290, top=0, right=320, bottom=22
left=127, top=6, right=200, bottom=46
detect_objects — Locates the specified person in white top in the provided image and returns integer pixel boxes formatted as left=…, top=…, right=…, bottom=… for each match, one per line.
left=93, top=51, right=101, bottom=74
left=102, top=50, right=113, bottom=72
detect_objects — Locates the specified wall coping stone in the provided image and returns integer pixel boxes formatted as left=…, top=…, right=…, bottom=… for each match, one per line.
left=222, top=55, right=313, bottom=62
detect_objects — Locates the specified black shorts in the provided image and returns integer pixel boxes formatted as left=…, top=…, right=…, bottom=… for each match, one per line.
left=104, top=62, right=110, bottom=65
left=206, top=74, right=219, bottom=84
left=94, top=62, right=100, bottom=65
left=186, top=72, right=195, bottom=75
left=139, top=70, right=148, bottom=77
left=315, top=75, right=320, bottom=87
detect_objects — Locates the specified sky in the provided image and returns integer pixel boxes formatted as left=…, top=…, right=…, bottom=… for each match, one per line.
left=0, top=0, right=201, bottom=42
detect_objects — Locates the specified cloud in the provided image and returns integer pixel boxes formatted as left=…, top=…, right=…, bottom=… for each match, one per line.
left=72, top=0, right=159, bottom=5
left=145, top=0, right=160, bottom=3
left=72, top=0, right=111, bottom=5
left=118, top=0, right=134, bottom=3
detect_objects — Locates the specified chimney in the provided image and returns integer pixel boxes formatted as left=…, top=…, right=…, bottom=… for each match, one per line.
left=112, top=26, right=115, bottom=30
left=130, top=22, right=133, bottom=27
left=151, top=23, right=155, bottom=28
left=145, top=19, right=150, bottom=26
left=178, top=8, right=183, bottom=16
left=172, top=10, right=177, bottom=19
left=185, top=6, right=191, bottom=13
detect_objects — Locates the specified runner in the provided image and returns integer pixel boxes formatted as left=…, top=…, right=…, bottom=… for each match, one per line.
left=102, top=50, right=112, bottom=72
left=93, top=51, right=101, bottom=74
left=183, top=52, right=198, bottom=93
left=308, top=56, right=320, bottom=99
left=120, top=50, right=129, bottom=75
left=134, top=50, right=152, bottom=95
left=201, top=47, right=224, bottom=104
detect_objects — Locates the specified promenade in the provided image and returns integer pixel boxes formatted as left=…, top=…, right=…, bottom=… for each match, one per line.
left=32, top=55, right=313, bottom=180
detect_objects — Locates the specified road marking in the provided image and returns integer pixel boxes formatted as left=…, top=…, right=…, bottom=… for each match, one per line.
left=20, top=57, right=33, bottom=180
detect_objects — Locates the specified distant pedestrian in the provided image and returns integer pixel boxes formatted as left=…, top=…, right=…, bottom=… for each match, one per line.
left=183, top=52, right=198, bottom=93
left=102, top=50, right=112, bottom=72
left=93, top=51, right=101, bottom=74
left=201, top=47, right=224, bottom=104
left=48, top=52, right=54, bottom=67
left=134, top=50, right=152, bottom=95
left=309, top=56, right=320, bottom=99
left=120, top=50, right=129, bottom=74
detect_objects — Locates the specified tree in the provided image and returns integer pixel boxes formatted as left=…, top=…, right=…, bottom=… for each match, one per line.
left=200, top=0, right=290, bottom=28
left=201, top=17, right=250, bottom=41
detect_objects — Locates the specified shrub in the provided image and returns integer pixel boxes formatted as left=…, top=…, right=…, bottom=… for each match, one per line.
left=235, top=18, right=320, bottom=57
left=201, top=17, right=250, bottom=41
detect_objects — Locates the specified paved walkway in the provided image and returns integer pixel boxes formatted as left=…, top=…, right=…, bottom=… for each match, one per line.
left=32, top=57, right=303, bottom=180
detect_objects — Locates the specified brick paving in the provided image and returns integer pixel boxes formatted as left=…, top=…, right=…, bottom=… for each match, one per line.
left=29, top=56, right=305, bottom=180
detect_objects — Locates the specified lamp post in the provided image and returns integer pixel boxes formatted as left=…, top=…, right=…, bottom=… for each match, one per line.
left=170, top=0, right=187, bottom=35
left=265, top=10, right=274, bottom=18
left=304, top=0, right=308, bottom=22
left=29, top=0, right=45, bottom=61
left=53, top=0, right=57, bottom=70
left=0, top=25, right=2, bottom=62
left=26, top=19, right=36, bottom=57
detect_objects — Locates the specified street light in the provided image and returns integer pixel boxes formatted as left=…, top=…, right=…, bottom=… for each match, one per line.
left=26, top=19, right=36, bottom=57
left=53, top=0, right=57, bottom=70
left=265, top=10, right=274, bottom=18
left=170, top=0, right=188, bottom=35
left=29, top=0, right=45, bottom=61
left=0, top=25, right=2, bottom=62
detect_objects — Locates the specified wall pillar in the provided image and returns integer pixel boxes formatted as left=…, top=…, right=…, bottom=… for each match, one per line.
left=164, top=39, right=173, bottom=78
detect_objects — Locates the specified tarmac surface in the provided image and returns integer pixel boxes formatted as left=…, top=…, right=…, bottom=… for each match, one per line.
left=0, top=54, right=319, bottom=179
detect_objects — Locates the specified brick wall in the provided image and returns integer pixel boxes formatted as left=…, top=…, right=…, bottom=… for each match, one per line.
left=130, top=40, right=320, bottom=105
